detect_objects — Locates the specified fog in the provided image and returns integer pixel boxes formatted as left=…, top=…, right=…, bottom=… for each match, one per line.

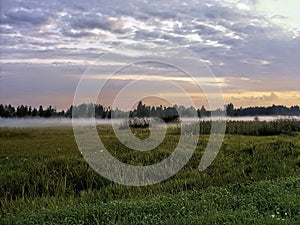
left=1, top=116, right=299, bottom=128
left=0, top=118, right=124, bottom=128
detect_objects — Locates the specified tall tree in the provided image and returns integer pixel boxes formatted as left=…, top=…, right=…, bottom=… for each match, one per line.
left=38, top=105, right=44, bottom=117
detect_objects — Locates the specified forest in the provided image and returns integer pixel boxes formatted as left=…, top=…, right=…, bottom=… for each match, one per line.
left=0, top=102, right=299, bottom=118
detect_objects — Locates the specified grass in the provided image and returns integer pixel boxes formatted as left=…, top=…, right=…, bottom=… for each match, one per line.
left=1, top=177, right=299, bottom=224
left=0, top=121, right=300, bottom=224
left=189, top=119, right=300, bottom=136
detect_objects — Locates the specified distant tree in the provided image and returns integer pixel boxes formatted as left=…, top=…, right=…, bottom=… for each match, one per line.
left=136, top=101, right=145, bottom=117
left=16, top=106, right=21, bottom=117
left=291, top=106, right=300, bottom=116
left=0, top=104, right=6, bottom=117
left=106, top=107, right=111, bottom=119
left=65, top=105, right=73, bottom=118
left=6, top=105, right=15, bottom=117
left=95, top=104, right=104, bottom=118
left=226, top=103, right=235, bottom=116
left=86, top=104, right=94, bottom=118
left=198, top=105, right=208, bottom=117
left=183, top=106, right=197, bottom=117
left=16, top=105, right=27, bottom=117
left=38, top=106, right=44, bottom=117
left=57, top=110, right=65, bottom=117
left=28, top=106, right=32, bottom=116
left=44, top=106, right=53, bottom=118
left=101, top=107, right=107, bottom=119
left=32, top=108, right=38, bottom=117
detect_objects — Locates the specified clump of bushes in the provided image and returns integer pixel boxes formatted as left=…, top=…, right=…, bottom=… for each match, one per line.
left=183, top=119, right=300, bottom=136
left=120, top=115, right=179, bottom=129
left=226, top=119, right=300, bottom=136
left=159, top=115, right=179, bottom=123
left=119, top=118, right=150, bottom=129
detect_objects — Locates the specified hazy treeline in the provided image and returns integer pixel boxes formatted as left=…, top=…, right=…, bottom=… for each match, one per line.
left=226, top=103, right=300, bottom=116
left=0, top=102, right=204, bottom=119
left=0, top=105, right=63, bottom=118
left=0, top=102, right=299, bottom=118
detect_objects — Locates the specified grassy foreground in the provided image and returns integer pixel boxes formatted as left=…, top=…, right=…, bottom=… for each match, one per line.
left=0, top=121, right=300, bottom=224
left=1, top=177, right=299, bottom=224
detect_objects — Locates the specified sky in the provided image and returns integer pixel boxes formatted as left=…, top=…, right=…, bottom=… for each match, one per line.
left=1, top=0, right=300, bottom=110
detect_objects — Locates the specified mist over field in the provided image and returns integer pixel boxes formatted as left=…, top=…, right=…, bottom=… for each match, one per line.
left=1, top=116, right=300, bottom=127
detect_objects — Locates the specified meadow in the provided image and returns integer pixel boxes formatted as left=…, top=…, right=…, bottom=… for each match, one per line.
left=0, top=120, right=300, bottom=224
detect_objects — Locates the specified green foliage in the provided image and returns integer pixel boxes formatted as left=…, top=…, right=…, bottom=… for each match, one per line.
left=226, top=119, right=300, bottom=136
left=183, top=119, right=300, bottom=136
left=0, top=123, right=299, bottom=224
left=1, top=177, right=299, bottom=224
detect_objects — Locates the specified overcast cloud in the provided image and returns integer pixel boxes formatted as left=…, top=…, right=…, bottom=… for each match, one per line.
left=1, top=0, right=300, bottom=109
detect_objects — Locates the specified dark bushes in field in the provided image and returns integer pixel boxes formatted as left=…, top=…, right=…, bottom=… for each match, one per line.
left=184, top=119, right=300, bottom=136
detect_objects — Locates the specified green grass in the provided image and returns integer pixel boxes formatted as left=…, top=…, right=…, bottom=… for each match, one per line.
left=0, top=122, right=300, bottom=224
left=1, top=177, right=299, bottom=224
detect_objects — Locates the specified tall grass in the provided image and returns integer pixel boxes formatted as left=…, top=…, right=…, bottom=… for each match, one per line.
left=0, top=124, right=299, bottom=200
left=0, top=122, right=299, bottom=223
left=1, top=177, right=299, bottom=224
left=182, top=119, right=300, bottom=136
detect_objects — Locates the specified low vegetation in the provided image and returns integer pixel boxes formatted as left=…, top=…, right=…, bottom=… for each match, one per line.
left=0, top=120, right=300, bottom=224
left=190, top=119, right=300, bottom=136
left=1, top=177, right=299, bottom=224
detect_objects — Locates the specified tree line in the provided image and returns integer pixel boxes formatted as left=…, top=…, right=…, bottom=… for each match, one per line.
left=0, top=102, right=299, bottom=118
left=225, top=103, right=300, bottom=117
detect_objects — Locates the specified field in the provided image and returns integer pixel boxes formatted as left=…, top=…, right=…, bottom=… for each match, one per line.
left=0, top=120, right=300, bottom=224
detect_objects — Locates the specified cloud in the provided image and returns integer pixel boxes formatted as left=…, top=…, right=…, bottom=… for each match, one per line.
left=241, top=58, right=271, bottom=65
left=225, top=91, right=300, bottom=107
left=230, top=92, right=279, bottom=103
left=69, top=13, right=128, bottom=34
left=2, top=8, right=52, bottom=27
left=61, top=30, right=95, bottom=38
left=1, top=0, right=300, bottom=108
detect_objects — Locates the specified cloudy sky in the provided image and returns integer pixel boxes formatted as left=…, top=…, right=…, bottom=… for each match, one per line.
left=1, top=0, right=300, bottom=110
